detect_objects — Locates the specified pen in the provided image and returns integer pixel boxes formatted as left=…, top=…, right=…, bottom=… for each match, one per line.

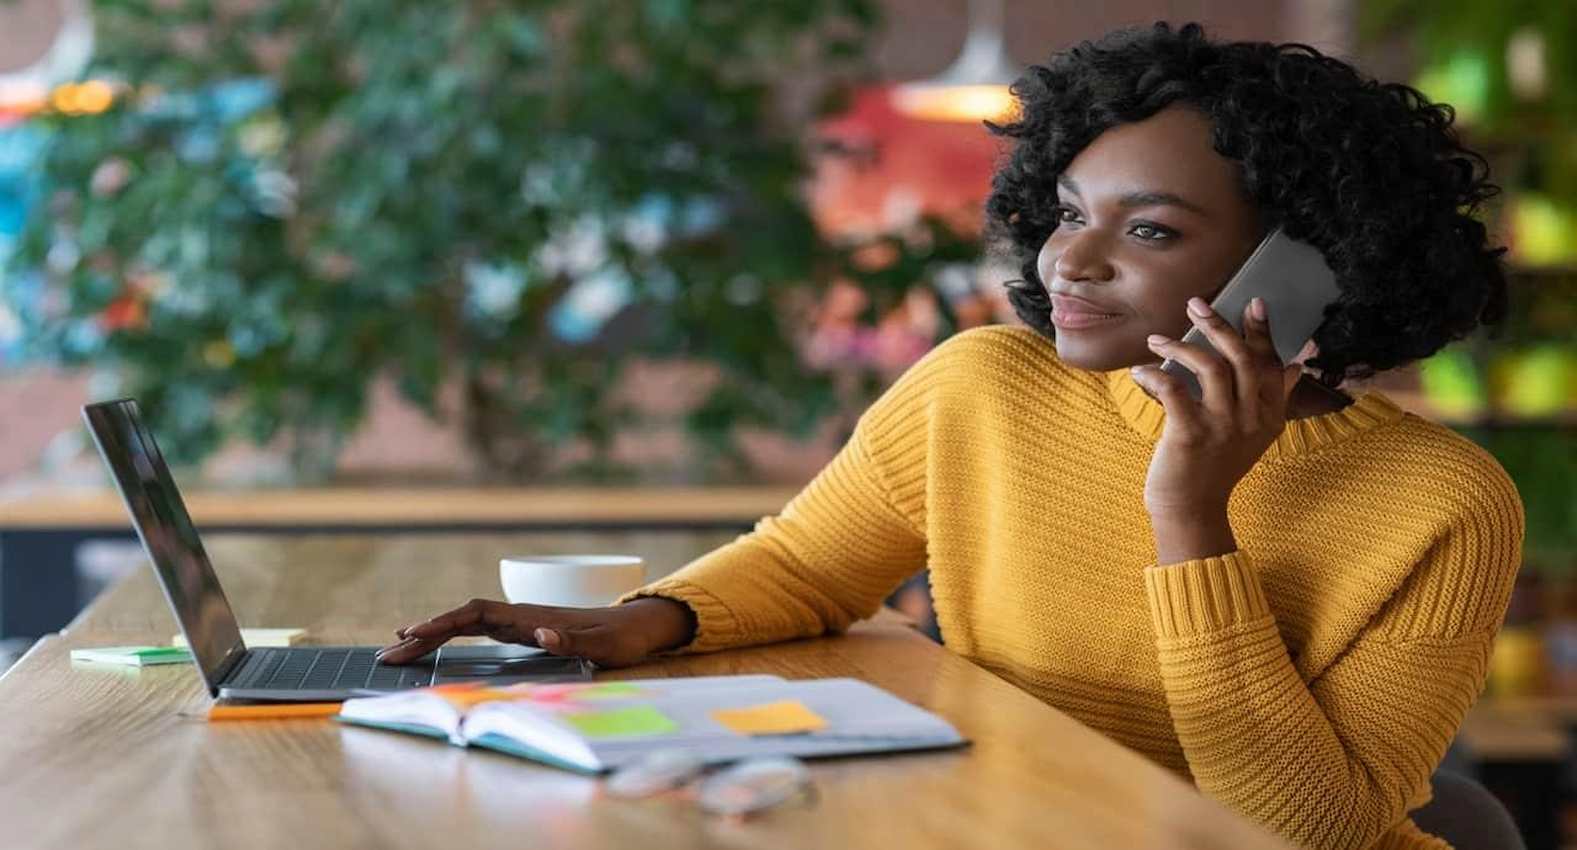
left=207, top=702, right=344, bottom=721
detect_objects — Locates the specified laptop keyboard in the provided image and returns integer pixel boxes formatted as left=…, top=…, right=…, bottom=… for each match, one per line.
left=227, top=647, right=432, bottom=692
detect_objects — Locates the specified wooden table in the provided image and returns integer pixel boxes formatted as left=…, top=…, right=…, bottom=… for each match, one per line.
left=0, top=486, right=798, bottom=639
left=0, top=533, right=1294, bottom=850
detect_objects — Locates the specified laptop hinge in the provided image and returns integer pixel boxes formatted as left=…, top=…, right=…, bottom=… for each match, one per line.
left=210, top=644, right=249, bottom=693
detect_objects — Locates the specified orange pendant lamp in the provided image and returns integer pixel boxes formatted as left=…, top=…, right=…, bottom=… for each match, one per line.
left=891, top=0, right=1021, bottom=124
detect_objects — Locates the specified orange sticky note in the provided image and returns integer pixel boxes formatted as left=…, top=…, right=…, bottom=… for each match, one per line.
left=710, top=700, right=828, bottom=736
left=207, top=702, right=344, bottom=721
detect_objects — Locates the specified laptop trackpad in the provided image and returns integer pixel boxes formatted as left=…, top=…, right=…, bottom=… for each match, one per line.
left=431, top=644, right=593, bottom=684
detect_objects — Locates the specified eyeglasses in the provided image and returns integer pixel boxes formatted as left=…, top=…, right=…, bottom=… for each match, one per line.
left=604, top=749, right=817, bottom=818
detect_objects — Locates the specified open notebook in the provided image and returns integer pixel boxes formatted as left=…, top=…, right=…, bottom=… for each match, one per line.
left=336, top=675, right=967, bottom=774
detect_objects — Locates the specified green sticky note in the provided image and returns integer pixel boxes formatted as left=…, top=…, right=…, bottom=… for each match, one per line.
left=564, top=705, right=677, bottom=738
left=70, top=646, right=194, bottom=666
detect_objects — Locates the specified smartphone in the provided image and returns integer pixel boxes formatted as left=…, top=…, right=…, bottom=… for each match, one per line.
left=1159, top=227, right=1342, bottom=400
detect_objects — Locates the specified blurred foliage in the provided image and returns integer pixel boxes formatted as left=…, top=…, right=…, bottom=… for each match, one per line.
left=1361, top=5, right=1577, bottom=572
left=1361, top=0, right=1577, bottom=196
left=1, top=0, right=995, bottom=482
left=1466, top=424, right=1577, bottom=573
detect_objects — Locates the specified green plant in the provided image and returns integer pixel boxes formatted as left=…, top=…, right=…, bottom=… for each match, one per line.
left=5, top=0, right=990, bottom=483
left=1362, top=1, right=1577, bottom=195
left=1363, top=3, right=1577, bottom=266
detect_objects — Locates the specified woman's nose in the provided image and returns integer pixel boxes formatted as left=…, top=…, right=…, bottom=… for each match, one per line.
left=1046, top=230, right=1116, bottom=284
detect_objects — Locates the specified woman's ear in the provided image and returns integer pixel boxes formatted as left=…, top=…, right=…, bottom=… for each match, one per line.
left=1282, top=340, right=1319, bottom=399
left=1289, top=338, right=1318, bottom=366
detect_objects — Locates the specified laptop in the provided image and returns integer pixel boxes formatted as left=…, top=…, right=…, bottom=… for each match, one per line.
left=82, top=397, right=593, bottom=701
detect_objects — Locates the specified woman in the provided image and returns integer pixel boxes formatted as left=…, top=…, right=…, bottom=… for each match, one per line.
left=380, top=23, right=1522, bottom=849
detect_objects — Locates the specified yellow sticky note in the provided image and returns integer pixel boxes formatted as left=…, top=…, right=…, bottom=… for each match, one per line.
left=710, top=700, right=828, bottom=736
left=172, top=628, right=305, bottom=649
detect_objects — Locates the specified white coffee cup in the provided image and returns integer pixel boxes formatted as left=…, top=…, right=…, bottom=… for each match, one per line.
left=500, top=555, right=647, bottom=608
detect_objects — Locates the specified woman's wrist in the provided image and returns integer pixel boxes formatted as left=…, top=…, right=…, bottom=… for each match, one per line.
left=1147, top=505, right=1237, bottom=565
left=621, top=596, right=698, bottom=654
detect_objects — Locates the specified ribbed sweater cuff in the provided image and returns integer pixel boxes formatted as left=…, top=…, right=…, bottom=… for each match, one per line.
left=616, top=578, right=745, bottom=654
left=1143, top=550, right=1272, bottom=639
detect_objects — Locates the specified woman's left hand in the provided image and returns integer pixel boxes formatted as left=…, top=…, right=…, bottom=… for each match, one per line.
left=1129, top=296, right=1302, bottom=562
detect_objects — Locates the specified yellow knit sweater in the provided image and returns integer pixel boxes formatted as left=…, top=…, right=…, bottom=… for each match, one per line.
left=623, top=325, right=1524, bottom=850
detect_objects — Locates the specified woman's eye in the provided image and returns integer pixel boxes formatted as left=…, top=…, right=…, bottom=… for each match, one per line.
left=1054, top=206, right=1082, bottom=224
left=1129, top=222, right=1174, bottom=241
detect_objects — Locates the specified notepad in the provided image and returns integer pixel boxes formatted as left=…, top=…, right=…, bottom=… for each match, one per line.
left=70, top=646, right=194, bottom=666
left=173, top=628, right=305, bottom=648
left=337, top=675, right=966, bottom=774
left=208, top=702, right=344, bottom=721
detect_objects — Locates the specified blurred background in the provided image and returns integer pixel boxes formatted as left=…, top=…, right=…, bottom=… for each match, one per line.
left=0, top=0, right=1572, bottom=845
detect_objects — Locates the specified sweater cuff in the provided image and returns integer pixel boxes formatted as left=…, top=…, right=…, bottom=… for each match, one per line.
left=616, top=578, right=746, bottom=654
left=1143, top=550, right=1272, bottom=639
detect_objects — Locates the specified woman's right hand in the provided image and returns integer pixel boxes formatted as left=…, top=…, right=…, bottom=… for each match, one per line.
left=375, top=596, right=697, bottom=669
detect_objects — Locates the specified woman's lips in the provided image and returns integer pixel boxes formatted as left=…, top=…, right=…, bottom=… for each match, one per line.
left=1049, top=294, right=1123, bottom=329
left=1051, top=309, right=1123, bottom=329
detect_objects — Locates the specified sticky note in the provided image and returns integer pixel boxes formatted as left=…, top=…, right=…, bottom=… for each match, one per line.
left=70, top=646, right=194, bottom=666
left=710, top=700, right=828, bottom=736
left=173, top=628, right=304, bottom=648
left=208, top=702, right=343, bottom=721
left=535, top=682, right=644, bottom=702
left=564, top=705, right=677, bottom=738
left=438, top=688, right=527, bottom=710
left=570, top=682, right=644, bottom=699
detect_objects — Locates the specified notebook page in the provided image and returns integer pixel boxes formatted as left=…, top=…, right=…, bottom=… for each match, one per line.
left=457, top=675, right=789, bottom=767
left=587, top=678, right=963, bottom=768
left=464, top=677, right=965, bottom=771
left=338, top=689, right=469, bottom=743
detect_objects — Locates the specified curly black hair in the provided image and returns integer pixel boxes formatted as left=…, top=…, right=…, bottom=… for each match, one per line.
left=985, top=21, right=1507, bottom=385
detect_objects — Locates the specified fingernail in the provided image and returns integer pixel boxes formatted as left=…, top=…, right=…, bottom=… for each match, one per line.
left=1146, top=334, right=1168, bottom=347
left=1251, top=297, right=1266, bottom=321
left=1187, top=297, right=1210, bottom=316
left=535, top=628, right=558, bottom=648
left=382, top=636, right=414, bottom=653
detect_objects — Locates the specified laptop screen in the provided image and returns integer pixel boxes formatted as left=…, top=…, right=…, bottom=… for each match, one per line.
left=82, top=399, right=244, bottom=694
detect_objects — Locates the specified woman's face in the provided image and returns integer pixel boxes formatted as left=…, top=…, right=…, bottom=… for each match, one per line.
left=1036, top=106, right=1264, bottom=372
